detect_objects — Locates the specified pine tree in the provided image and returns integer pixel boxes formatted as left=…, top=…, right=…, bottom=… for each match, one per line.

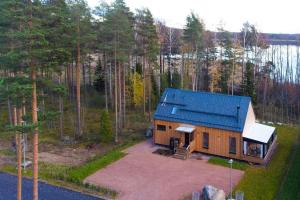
left=100, top=0, right=134, bottom=142
left=99, top=110, right=113, bottom=142
left=93, top=58, right=105, bottom=92
left=68, top=0, right=94, bottom=138
left=242, top=61, right=256, bottom=103
left=182, top=13, right=204, bottom=91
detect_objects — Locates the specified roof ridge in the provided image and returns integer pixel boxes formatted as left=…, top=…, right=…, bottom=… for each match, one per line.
left=165, top=88, right=251, bottom=99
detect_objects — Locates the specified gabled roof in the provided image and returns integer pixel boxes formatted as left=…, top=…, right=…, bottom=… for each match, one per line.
left=154, top=88, right=251, bottom=133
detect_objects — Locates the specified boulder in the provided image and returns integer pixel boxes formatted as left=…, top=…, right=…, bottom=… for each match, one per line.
left=202, top=185, right=225, bottom=200
left=211, top=190, right=225, bottom=200
left=202, top=185, right=218, bottom=200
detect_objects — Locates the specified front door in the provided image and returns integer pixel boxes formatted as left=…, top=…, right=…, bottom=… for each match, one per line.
left=184, top=132, right=190, bottom=147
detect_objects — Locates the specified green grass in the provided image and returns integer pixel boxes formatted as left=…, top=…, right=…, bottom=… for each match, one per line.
left=67, top=138, right=142, bottom=183
left=67, top=150, right=126, bottom=183
left=208, top=157, right=248, bottom=170
left=234, top=126, right=300, bottom=200
left=1, top=162, right=69, bottom=180
left=0, top=137, right=143, bottom=199
left=0, top=149, right=15, bottom=157
left=277, top=133, right=300, bottom=200
left=1, top=163, right=117, bottom=198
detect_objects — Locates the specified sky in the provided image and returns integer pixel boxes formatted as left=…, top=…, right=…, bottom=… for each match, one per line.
left=87, top=0, right=300, bottom=34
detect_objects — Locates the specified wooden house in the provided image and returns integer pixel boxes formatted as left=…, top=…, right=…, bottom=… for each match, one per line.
left=153, top=88, right=277, bottom=164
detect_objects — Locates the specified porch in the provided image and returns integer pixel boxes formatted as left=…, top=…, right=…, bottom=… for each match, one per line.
left=242, top=123, right=277, bottom=164
left=172, top=126, right=196, bottom=159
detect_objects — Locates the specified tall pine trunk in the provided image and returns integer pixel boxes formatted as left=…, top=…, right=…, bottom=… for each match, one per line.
left=13, top=106, right=22, bottom=200
left=59, top=75, right=64, bottom=140
left=28, top=0, right=39, bottom=199
left=76, top=16, right=81, bottom=138
left=104, top=53, right=108, bottom=111
left=114, top=35, right=118, bottom=143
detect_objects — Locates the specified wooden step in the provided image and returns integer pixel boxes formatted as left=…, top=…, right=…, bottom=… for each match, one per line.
left=176, top=148, right=187, bottom=153
left=173, top=154, right=187, bottom=160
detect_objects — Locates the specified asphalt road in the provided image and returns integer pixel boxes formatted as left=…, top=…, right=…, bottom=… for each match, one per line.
left=0, top=172, right=104, bottom=200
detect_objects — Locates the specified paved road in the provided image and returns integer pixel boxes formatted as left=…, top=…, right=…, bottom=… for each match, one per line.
left=0, top=172, right=104, bottom=200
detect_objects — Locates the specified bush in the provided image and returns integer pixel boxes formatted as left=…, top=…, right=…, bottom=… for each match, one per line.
left=99, top=110, right=112, bottom=143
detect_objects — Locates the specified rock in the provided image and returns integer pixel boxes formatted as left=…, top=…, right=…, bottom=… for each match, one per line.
left=202, top=185, right=225, bottom=200
left=202, top=185, right=218, bottom=200
left=211, top=190, right=225, bottom=200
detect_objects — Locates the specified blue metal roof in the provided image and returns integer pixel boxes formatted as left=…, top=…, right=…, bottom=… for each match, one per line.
left=154, top=88, right=251, bottom=133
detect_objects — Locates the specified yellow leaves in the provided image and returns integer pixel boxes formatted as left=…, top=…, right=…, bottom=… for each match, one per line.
left=208, top=62, right=221, bottom=93
left=129, top=73, right=144, bottom=106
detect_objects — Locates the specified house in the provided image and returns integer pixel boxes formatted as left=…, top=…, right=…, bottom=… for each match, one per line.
left=153, top=88, right=277, bottom=164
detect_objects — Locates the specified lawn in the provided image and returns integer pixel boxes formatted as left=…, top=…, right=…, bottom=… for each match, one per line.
left=277, top=131, right=300, bottom=200
left=208, top=157, right=248, bottom=170
left=234, top=125, right=300, bottom=200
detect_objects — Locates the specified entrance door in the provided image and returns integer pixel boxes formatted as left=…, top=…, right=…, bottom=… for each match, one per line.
left=184, top=132, right=190, bottom=147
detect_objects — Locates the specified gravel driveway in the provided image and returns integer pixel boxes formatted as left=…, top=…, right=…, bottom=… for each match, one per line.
left=85, top=140, right=244, bottom=200
left=0, top=173, right=103, bottom=200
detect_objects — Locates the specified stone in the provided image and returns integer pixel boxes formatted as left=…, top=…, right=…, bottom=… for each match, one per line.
left=202, top=185, right=218, bottom=200
left=211, top=190, right=225, bottom=200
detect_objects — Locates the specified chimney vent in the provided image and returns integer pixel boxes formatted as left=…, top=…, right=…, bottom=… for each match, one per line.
left=237, top=105, right=240, bottom=123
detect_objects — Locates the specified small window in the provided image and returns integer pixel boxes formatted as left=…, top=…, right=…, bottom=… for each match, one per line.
left=203, top=132, right=209, bottom=149
left=157, top=125, right=166, bottom=131
left=169, top=126, right=172, bottom=129
left=229, top=137, right=236, bottom=154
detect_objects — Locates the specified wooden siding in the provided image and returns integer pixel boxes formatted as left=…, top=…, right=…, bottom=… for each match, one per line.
left=154, top=119, right=242, bottom=160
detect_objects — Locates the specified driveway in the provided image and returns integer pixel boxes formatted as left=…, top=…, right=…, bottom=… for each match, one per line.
left=0, top=173, right=103, bottom=200
left=85, top=140, right=244, bottom=200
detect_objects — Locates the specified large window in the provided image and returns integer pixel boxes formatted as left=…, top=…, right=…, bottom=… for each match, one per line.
left=203, top=132, right=209, bottom=149
left=244, top=141, right=263, bottom=158
left=157, top=124, right=166, bottom=131
left=229, top=137, right=236, bottom=154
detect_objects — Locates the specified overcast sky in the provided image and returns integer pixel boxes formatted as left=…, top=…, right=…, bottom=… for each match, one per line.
left=87, top=0, right=300, bottom=34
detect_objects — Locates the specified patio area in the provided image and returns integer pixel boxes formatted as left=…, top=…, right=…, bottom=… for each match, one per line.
left=84, top=140, right=244, bottom=200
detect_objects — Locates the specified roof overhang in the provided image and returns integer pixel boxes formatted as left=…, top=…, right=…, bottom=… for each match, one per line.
left=175, top=126, right=195, bottom=133
left=243, top=123, right=275, bottom=143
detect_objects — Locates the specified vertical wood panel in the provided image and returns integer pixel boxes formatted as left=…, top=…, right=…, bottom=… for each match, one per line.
left=154, top=119, right=242, bottom=160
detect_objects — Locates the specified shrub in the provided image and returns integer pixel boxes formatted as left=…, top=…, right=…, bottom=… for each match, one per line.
left=99, top=110, right=112, bottom=143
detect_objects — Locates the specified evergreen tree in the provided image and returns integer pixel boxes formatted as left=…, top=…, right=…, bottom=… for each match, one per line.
left=99, top=110, right=113, bottom=142
left=93, top=58, right=105, bottom=92
left=218, top=28, right=233, bottom=94
left=242, top=61, right=256, bottom=103
left=182, top=12, right=204, bottom=90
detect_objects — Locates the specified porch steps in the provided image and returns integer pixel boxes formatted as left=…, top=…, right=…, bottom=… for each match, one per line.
left=173, top=147, right=188, bottom=160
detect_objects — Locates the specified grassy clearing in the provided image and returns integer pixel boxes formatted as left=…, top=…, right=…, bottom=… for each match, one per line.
left=234, top=126, right=300, bottom=200
left=0, top=149, right=15, bottom=157
left=277, top=132, right=300, bottom=200
left=0, top=99, right=148, bottom=199
left=0, top=137, right=144, bottom=199
left=208, top=157, right=248, bottom=170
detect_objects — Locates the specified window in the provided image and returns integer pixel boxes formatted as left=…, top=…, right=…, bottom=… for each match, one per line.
left=246, top=142, right=263, bottom=158
left=229, top=137, right=236, bottom=154
left=169, top=126, right=172, bottom=129
left=157, top=125, right=166, bottom=131
left=203, top=132, right=209, bottom=149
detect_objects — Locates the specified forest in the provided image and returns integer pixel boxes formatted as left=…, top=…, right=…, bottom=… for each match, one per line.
left=0, top=0, right=300, bottom=199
